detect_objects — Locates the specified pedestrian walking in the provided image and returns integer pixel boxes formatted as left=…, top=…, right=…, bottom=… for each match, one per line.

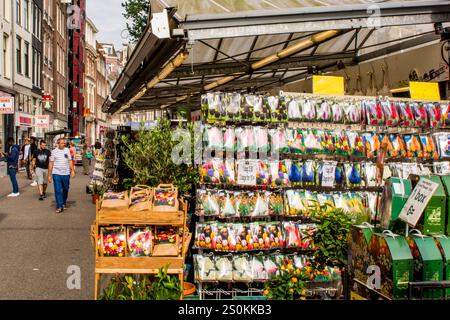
left=94, top=139, right=102, bottom=158
left=81, top=143, right=92, bottom=175
left=31, top=140, right=52, bottom=201
left=29, top=137, right=38, bottom=186
left=21, top=138, right=31, bottom=178
left=69, top=142, right=77, bottom=166
left=3, top=137, right=20, bottom=197
left=48, top=138, right=75, bottom=213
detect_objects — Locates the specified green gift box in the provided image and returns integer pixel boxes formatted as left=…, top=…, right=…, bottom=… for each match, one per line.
left=368, top=231, right=413, bottom=300
left=434, top=235, right=450, bottom=298
left=407, top=230, right=444, bottom=299
left=438, top=176, right=450, bottom=236
left=380, top=178, right=412, bottom=232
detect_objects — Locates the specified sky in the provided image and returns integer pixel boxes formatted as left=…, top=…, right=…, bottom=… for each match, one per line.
left=86, top=0, right=129, bottom=49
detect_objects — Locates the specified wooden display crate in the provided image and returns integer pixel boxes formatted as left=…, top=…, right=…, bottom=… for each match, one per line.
left=94, top=198, right=190, bottom=300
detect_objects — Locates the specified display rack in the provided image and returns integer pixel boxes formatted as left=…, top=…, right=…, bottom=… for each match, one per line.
left=93, top=198, right=191, bottom=300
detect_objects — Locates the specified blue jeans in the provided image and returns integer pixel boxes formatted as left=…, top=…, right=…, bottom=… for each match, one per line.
left=53, top=174, right=70, bottom=209
left=7, top=168, right=19, bottom=193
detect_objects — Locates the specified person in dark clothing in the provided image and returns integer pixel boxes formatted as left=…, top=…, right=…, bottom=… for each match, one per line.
left=4, top=137, right=20, bottom=197
left=31, top=140, right=51, bottom=200
left=29, top=137, right=38, bottom=183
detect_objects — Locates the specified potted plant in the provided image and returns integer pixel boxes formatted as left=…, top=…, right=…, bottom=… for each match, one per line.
left=149, top=266, right=182, bottom=300
left=91, top=182, right=105, bottom=204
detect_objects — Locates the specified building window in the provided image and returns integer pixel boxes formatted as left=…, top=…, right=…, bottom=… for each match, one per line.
left=3, top=34, right=10, bottom=79
left=16, top=0, right=21, bottom=25
left=23, top=0, right=29, bottom=30
left=24, top=42, right=29, bottom=77
left=16, top=36, right=22, bottom=74
left=32, top=49, right=36, bottom=85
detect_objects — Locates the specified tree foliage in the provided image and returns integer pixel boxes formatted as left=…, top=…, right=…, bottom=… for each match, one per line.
left=122, top=0, right=150, bottom=42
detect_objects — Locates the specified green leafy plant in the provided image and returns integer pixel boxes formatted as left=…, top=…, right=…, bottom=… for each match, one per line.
left=91, top=182, right=105, bottom=196
left=264, top=270, right=307, bottom=300
left=122, top=0, right=150, bottom=42
left=312, top=209, right=353, bottom=269
left=121, top=119, right=199, bottom=198
left=149, top=266, right=182, bottom=300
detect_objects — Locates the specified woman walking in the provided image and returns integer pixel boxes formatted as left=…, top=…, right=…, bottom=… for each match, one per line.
left=81, top=143, right=91, bottom=175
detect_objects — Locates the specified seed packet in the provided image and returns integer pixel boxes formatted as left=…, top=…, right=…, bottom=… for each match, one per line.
left=194, top=254, right=216, bottom=282
left=127, top=227, right=152, bottom=257
left=341, top=192, right=365, bottom=214
left=266, top=222, right=283, bottom=249
left=233, top=255, right=252, bottom=282
left=343, top=101, right=362, bottom=124
left=200, top=158, right=223, bottom=184
left=383, top=134, right=406, bottom=158
left=433, top=161, right=450, bottom=175
left=287, top=97, right=302, bottom=120
left=215, top=255, right=233, bottom=282
left=419, top=134, right=439, bottom=159
left=215, top=223, right=236, bottom=252
left=241, top=94, right=258, bottom=120
left=196, top=189, right=220, bottom=217
left=219, top=190, right=238, bottom=218
left=347, top=131, right=365, bottom=156
left=363, top=133, right=381, bottom=158
left=269, top=160, right=290, bottom=187
left=441, top=103, right=450, bottom=126
left=195, top=223, right=217, bottom=250
left=256, top=161, right=270, bottom=186
left=367, top=192, right=379, bottom=223
left=253, top=95, right=270, bottom=122
left=235, top=224, right=252, bottom=252
left=321, top=130, right=336, bottom=154
left=305, top=191, right=320, bottom=216
left=263, top=255, right=279, bottom=278
left=288, top=160, right=302, bottom=185
left=435, top=133, right=450, bottom=158
left=412, top=102, right=428, bottom=127
left=269, top=128, right=289, bottom=154
left=204, top=125, right=224, bottom=151
left=398, top=102, right=414, bottom=127
left=235, top=126, right=254, bottom=153
left=251, top=255, right=268, bottom=281
left=101, top=227, right=127, bottom=257
left=268, top=191, right=284, bottom=216
left=301, top=99, right=316, bottom=121
left=403, top=135, right=421, bottom=158
left=284, top=190, right=308, bottom=217
left=203, top=92, right=224, bottom=121
left=223, top=127, right=236, bottom=153
left=298, top=224, right=317, bottom=250
left=237, top=191, right=256, bottom=217
left=252, top=126, right=270, bottom=154
left=335, top=130, right=351, bottom=156
left=331, top=102, right=344, bottom=123
left=301, top=160, right=316, bottom=186
left=335, top=163, right=345, bottom=187
left=427, top=103, right=443, bottom=128
left=250, top=222, right=267, bottom=251
left=345, top=163, right=363, bottom=187
left=316, top=100, right=332, bottom=121
left=224, top=158, right=236, bottom=185
left=380, top=99, right=399, bottom=126
left=236, top=159, right=258, bottom=186
left=224, top=92, right=241, bottom=120
left=251, top=191, right=270, bottom=217
left=317, top=192, right=336, bottom=213
left=363, top=162, right=377, bottom=187
left=316, top=161, right=337, bottom=187
left=269, top=95, right=287, bottom=122
left=283, top=221, right=301, bottom=248
left=304, top=129, right=323, bottom=154
left=289, top=129, right=305, bottom=154
left=364, top=99, right=384, bottom=125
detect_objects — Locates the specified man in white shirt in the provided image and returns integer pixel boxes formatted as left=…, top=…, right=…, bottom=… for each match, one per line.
left=48, top=138, right=75, bottom=213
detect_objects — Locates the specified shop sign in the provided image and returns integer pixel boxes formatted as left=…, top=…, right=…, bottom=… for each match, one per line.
left=313, top=76, right=345, bottom=95
left=0, top=97, right=14, bottom=114
left=237, top=161, right=257, bottom=186
left=409, top=81, right=440, bottom=101
left=35, top=115, right=50, bottom=128
left=16, top=113, right=33, bottom=127
left=399, top=178, right=439, bottom=227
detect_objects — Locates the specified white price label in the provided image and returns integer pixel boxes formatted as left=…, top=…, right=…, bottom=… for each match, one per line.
left=237, top=162, right=257, bottom=186
left=398, top=178, right=439, bottom=227
left=322, top=164, right=336, bottom=187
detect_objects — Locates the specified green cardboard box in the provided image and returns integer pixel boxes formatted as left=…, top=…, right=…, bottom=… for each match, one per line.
left=439, top=176, right=450, bottom=236
left=380, top=178, right=412, bottom=232
left=434, top=236, right=450, bottom=298
left=409, top=175, right=446, bottom=235
left=407, top=232, right=444, bottom=299
left=368, top=231, right=413, bottom=300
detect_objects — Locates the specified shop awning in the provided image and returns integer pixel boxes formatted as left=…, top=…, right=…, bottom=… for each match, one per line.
left=103, top=0, right=450, bottom=115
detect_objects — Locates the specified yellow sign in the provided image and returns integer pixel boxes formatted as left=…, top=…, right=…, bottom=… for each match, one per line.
left=313, top=75, right=345, bottom=95
left=409, top=81, right=440, bottom=101
left=350, top=291, right=367, bottom=300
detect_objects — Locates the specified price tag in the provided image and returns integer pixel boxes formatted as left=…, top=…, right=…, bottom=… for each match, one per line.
left=322, top=163, right=336, bottom=187
left=313, top=75, right=345, bottom=95
left=237, top=161, right=257, bottom=186
left=398, top=178, right=439, bottom=227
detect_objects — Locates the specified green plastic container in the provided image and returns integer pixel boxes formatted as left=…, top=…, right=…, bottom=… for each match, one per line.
left=439, top=176, right=450, bottom=236
left=408, top=231, right=444, bottom=299
left=380, top=178, right=412, bottom=232
left=434, top=236, right=450, bottom=298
